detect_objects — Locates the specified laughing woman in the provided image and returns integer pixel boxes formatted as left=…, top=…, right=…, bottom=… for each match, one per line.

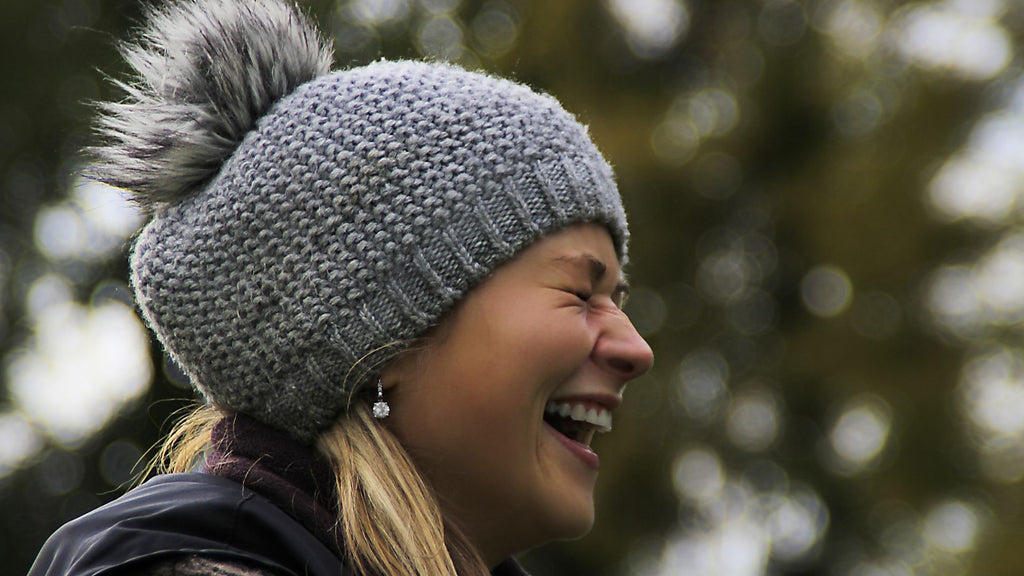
left=29, top=0, right=653, bottom=574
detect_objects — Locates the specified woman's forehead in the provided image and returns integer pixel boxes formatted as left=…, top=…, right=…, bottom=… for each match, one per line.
left=527, top=225, right=622, bottom=271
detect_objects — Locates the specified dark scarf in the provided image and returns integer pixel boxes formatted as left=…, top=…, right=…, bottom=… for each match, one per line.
left=203, top=414, right=530, bottom=576
left=203, top=414, right=343, bottom=555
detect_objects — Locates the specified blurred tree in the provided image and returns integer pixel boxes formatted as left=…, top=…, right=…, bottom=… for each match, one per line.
left=4, top=1, right=1024, bottom=575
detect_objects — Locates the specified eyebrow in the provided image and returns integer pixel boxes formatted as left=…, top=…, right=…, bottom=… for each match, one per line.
left=553, top=254, right=606, bottom=282
left=552, top=254, right=631, bottom=298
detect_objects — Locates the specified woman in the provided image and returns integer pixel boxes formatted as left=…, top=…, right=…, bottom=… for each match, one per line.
left=29, top=0, right=653, bottom=574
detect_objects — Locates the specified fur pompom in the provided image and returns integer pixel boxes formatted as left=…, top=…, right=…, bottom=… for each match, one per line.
left=89, top=0, right=333, bottom=212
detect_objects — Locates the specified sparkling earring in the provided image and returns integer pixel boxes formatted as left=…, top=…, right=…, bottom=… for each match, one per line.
left=372, top=379, right=390, bottom=419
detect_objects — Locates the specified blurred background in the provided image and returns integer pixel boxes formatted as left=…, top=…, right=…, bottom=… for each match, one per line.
left=3, top=0, right=1024, bottom=574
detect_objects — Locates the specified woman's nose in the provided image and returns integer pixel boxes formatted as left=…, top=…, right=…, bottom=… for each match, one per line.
left=594, top=311, right=654, bottom=380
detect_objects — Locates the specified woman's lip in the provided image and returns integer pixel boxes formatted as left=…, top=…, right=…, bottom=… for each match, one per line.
left=544, top=421, right=601, bottom=470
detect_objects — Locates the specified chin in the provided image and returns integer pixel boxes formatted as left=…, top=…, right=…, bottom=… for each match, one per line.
left=500, top=495, right=596, bottom=558
left=562, top=517, right=596, bottom=542
left=542, top=499, right=596, bottom=543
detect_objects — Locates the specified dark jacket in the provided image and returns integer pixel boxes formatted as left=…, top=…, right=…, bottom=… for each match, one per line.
left=28, top=415, right=529, bottom=576
left=28, top=473, right=343, bottom=576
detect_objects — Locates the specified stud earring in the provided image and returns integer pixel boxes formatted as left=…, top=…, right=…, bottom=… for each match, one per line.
left=372, top=379, right=390, bottom=419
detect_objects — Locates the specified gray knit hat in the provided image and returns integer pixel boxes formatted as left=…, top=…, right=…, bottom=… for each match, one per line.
left=93, top=0, right=628, bottom=441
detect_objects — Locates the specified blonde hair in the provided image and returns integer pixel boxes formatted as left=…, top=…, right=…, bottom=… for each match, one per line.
left=148, top=402, right=490, bottom=575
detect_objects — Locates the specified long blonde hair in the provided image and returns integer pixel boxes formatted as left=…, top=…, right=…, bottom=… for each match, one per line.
left=148, top=402, right=490, bottom=575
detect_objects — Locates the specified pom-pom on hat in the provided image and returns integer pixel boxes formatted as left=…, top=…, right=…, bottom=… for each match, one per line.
left=94, top=0, right=629, bottom=442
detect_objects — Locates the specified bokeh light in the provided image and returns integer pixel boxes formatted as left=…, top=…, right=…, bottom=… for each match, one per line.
left=922, top=500, right=984, bottom=553
left=645, top=455, right=827, bottom=575
left=349, top=0, right=411, bottom=26
left=0, top=413, right=43, bottom=478
left=99, top=440, right=143, bottom=487
left=675, top=348, right=730, bottom=424
left=892, top=1, right=1011, bottom=81
left=815, top=0, right=885, bottom=60
left=959, top=347, right=1024, bottom=482
left=35, top=450, right=85, bottom=496
left=801, top=265, right=854, bottom=318
left=822, top=394, right=893, bottom=476
left=963, top=349, right=1024, bottom=425
left=605, top=0, right=690, bottom=59
left=7, top=296, right=153, bottom=447
left=416, top=14, right=465, bottom=61
left=470, top=1, right=519, bottom=58
left=928, top=99, right=1024, bottom=226
left=624, top=286, right=668, bottom=336
left=1, top=178, right=147, bottom=472
left=725, top=386, right=782, bottom=452
left=673, top=446, right=725, bottom=502
left=927, top=234, right=1024, bottom=339
left=34, top=177, right=142, bottom=263
left=652, top=88, right=741, bottom=166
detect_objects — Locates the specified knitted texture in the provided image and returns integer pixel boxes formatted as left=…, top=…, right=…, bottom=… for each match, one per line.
left=129, top=62, right=628, bottom=442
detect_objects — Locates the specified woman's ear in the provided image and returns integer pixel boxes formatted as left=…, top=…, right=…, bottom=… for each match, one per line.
left=379, top=313, right=456, bottom=390
left=378, top=344, right=424, bottom=391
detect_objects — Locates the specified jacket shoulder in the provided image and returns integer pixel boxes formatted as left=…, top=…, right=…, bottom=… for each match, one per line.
left=107, top=553, right=287, bottom=576
left=29, top=474, right=341, bottom=576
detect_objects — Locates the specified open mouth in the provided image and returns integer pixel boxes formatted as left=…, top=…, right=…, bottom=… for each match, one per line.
left=543, top=400, right=612, bottom=448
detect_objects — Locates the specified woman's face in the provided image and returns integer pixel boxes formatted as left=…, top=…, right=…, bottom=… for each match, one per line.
left=383, top=223, right=654, bottom=565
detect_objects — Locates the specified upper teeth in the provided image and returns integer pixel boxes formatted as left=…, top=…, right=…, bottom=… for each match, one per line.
left=545, top=401, right=612, bottom=433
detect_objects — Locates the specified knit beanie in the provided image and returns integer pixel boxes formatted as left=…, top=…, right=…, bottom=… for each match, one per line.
left=92, top=0, right=629, bottom=442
